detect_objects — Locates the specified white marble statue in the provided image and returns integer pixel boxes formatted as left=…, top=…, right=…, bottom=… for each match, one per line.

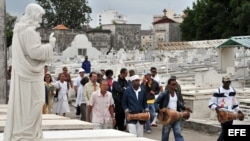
left=3, top=3, right=56, bottom=141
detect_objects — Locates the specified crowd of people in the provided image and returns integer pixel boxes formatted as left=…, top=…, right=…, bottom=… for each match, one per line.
left=5, top=46, right=245, bottom=141
left=4, top=3, right=246, bottom=141
left=6, top=46, right=245, bottom=141
left=6, top=54, right=245, bottom=141
left=40, top=61, right=246, bottom=141
left=40, top=60, right=194, bottom=140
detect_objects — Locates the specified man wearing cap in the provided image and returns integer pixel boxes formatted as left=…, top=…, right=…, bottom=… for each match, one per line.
left=208, top=75, right=244, bottom=141
left=74, top=68, right=85, bottom=96
left=122, top=75, right=149, bottom=137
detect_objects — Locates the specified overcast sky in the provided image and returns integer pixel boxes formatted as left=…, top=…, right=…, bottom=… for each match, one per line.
left=6, top=0, right=195, bottom=29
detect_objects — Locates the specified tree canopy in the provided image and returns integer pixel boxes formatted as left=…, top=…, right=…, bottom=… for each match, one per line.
left=36, top=0, right=92, bottom=29
left=180, top=0, right=250, bottom=41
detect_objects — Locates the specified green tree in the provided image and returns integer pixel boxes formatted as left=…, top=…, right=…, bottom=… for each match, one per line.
left=180, top=0, right=250, bottom=41
left=6, top=12, right=17, bottom=47
left=36, top=0, right=92, bottom=29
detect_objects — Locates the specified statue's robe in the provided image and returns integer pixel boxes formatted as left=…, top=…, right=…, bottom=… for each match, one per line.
left=3, top=23, right=53, bottom=141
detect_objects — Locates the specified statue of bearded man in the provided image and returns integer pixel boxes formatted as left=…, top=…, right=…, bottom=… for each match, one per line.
left=3, top=3, right=56, bottom=141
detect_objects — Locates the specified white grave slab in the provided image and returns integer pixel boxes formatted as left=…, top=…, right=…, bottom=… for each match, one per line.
left=0, top=114, right=69, bottom=121
left=0, top=119, right=95, bottom=132
left=0, top=129, right=156, bottom=141
left=0, top=108, right=7, bottom=114
left=0, top=104, right=7, bottom=108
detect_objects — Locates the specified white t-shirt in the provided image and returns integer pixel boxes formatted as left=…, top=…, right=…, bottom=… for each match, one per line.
left=73, top=75, right=82, bottom=87
left=167, top=92, right=177, bottom=110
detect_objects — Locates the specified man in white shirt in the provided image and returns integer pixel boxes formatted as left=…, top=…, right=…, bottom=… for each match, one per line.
left=87, top=80, right=115, bottom=129
left=74, top=68, right=85, bottom=96
left=156, top=78, right=190, bottom=141
left=75, top=77, right=89, bottom=121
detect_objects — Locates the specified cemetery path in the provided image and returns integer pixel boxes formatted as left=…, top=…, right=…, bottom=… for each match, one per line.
left=66, top=105, right=218, bottom=141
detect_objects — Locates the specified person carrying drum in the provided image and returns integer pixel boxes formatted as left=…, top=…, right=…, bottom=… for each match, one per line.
left=208, top=75, right=244, bottom=141
left=122, top=75, right=149, bottom=137
left=156, top=78, right=191, bottom=141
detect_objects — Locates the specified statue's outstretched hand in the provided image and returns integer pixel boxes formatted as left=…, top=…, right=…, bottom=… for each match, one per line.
left=49, top=32, right=56, bottom=47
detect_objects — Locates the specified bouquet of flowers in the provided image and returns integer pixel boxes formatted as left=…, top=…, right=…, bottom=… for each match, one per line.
left=48, top=84, right=56, bottom=91
left=47, top=84, right=56, bottom=97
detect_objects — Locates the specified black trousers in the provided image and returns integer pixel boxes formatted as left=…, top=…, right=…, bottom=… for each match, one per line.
left=217, top=120, right=233, bottom=141
left=80, top=103, right=87, bottom=121
left=114, top=112, right=125, bottom=131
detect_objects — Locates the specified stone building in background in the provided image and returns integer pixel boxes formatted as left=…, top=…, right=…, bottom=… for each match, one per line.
left=153, top=9, right=184, bottom=23
left=102, top=24, right=141, bottom=51
left=152, top=9, right=181, bottom=49
left=38, top=28, right=112, bottom=54
left=97, top=9, right=127, bottom=26
left=86, top=29, right=112, bottom=54
left=38, top=28, right=84, bottom=53
left=141, top=30, right=154, bottom=50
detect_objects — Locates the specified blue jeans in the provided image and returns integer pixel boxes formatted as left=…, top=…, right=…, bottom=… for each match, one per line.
left=145, top=103, right=155, bottom=131
left=161, top=120, right=184, bottom=141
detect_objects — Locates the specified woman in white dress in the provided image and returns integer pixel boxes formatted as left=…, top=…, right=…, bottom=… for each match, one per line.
left=53, top=73, right=70, bottom=116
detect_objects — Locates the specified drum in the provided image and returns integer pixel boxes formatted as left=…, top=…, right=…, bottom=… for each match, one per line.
left=158, top=108, right=191, bottom=125
left=127, top=112, right=150, bottom=121
left=216, top=110, right=244, bottom=123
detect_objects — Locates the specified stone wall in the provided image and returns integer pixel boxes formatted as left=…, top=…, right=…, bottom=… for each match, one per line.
left=38, top=28, right=84, bottom=53
left=153, top=22, right=181, bottom=49
left=38, top=28, right=112, bottom=53
left=38, top=24, right=142, bottom=53
left=102, top=24, right=141, bottom=50
left=0, top=0, right=6, bottom=104
left=86, top=30, right=112, bottom=52
left=169, top=23, right=181, bottom=42
left=141, top=30, right=153, bottom=50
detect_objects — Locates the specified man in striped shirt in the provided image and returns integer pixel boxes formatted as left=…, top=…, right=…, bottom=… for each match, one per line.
left=208, top=75, right=244, bottom=141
